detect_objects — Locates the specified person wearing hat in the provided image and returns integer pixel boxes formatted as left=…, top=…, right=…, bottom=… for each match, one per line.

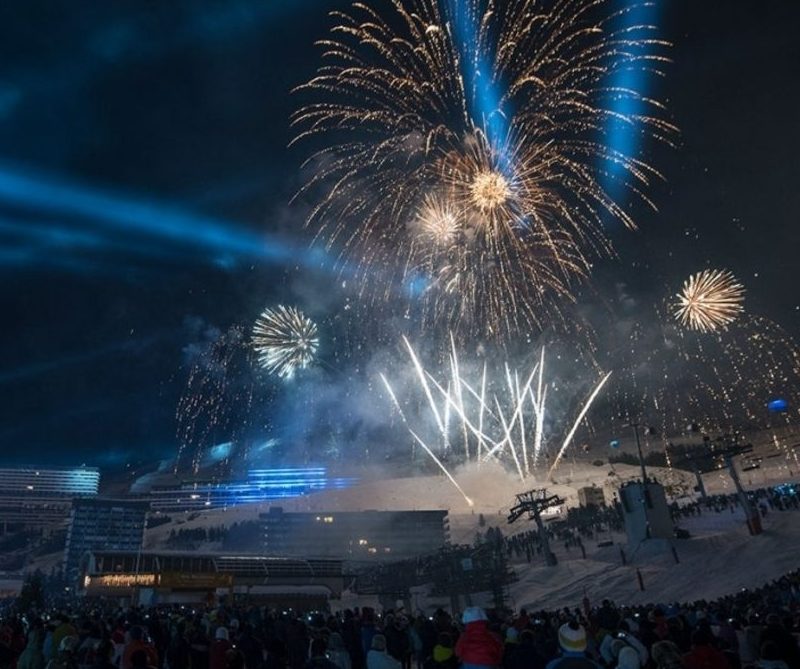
left=615, top=647, right=640, bottom=669
left=454, top=608, right=503, bottom=669
left=544, top=621, right=600, bottom=669
left=424, top=633, right=458, bottom=669
left=367, top=635, right=401, bottom=669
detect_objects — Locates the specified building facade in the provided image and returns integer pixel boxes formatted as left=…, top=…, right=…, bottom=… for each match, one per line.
left=81, top=551, right=344, bottom=607
left=577, top=485, right=606, bottom=508
left=64, top=498, right=150, bottom=579
left=261, top=507, right=449, bottom=560
left=0, top=466, right=99, bottom=533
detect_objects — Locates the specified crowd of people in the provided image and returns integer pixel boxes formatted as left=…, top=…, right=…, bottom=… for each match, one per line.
left=669, top=487, right=800, bottom=522
left=2, top=567, right=799, bottom=669
left=3, top=484, right=799, bottom=669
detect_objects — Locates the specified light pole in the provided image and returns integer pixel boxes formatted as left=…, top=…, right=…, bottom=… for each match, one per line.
left=618, top=415, right=656, bottom=540
left=629, top=421, right=649, bottom=485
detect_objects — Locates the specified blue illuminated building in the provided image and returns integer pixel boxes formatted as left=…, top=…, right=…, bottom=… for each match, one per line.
left=0, top=465, right=99, bottom=533
left=145, top=467, right=357, bottom=512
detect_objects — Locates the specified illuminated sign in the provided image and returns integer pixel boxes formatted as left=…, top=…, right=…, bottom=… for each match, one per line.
left=87, top=573, right=157, bottom=588
left=85, top=572, right=232, bottom=590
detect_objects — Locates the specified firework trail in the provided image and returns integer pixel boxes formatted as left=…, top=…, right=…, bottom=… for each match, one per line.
left=674, top=269, right=745, bottom=332
left=382, top=337, right=611, bottom=489
left=547, top=371, right=613, bottom=480
left=252, top=306, right=319, bottom=379
left=381, top=374, right=474, bottom=506
left=293, top=0, right=675, bottom=341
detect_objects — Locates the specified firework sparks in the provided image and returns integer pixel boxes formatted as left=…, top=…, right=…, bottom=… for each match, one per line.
left=381, top=374, right=474, bottom=507
left=382, top=337, right=611, bottom=493
left=547, top=371, right=613, bottom=480
left=176, top=326, right=256, bottom=475
left=674, top=269, right=745, bottom=332
left=470, top=170, right=510, bottom=212
left=414, top=195, right=460, bottom=247
left=252, top=306, right=319, bottom=379
left=293, top=0, right=675, bottom=340
left=613, top=306, right=800, bottom=447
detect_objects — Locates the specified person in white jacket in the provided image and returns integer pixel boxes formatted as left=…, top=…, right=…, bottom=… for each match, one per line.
left=367, top=635, right=401, bottom=669
left=599, top=633, right=649, bottom=668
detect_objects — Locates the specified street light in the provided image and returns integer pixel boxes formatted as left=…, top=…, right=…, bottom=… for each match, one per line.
left=614, top=413, right=657, bottom=540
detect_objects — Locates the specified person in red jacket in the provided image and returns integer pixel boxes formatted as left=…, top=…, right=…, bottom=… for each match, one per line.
left=122, top=628, right=158, bottom=669
left=683, top=630, right=730, bottom=669
left=455, top=608, right=504, bottom=669
left=210, top=627, right=233, bottom=669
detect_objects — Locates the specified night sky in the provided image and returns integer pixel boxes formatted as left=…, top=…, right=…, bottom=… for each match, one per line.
left=1, top=1, right=798, bottom=470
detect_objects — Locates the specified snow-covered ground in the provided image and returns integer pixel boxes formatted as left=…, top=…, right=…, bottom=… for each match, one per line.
left=505, top=508, right=800, bottom=610
left=139, top=457, right=800, bottom=612
left=143, top=461, right=692, bottom=547
left=333, top=507, right=800, bottom=614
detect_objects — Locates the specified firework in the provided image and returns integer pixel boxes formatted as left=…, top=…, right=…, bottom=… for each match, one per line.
left=176, top=326, right=256, bottom=475
left=293, top=0, right=675, bottom=340
left=611, top=308, right=800, bottom=451
left=252, top=306, right=319, bottom=379
left=381, top=336, right=611, bottom=503
left=674, top=269, right=745, bottom=332
left=413, top=195, right=460, bottom=247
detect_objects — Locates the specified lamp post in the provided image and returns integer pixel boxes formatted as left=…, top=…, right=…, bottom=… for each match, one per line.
left=629, top=421, right=649, bottom=485
left=617, top=415, right=656, bottom=540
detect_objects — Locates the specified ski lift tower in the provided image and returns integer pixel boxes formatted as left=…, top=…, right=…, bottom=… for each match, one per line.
left=508, top=489, right=563, bottom=566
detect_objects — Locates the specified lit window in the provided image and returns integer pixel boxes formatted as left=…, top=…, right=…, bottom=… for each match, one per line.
left=358, top=539, right=368, bottom=546
left=368, top=547, right=377, bottom=554
left=323, top=516, right=334, bottom=523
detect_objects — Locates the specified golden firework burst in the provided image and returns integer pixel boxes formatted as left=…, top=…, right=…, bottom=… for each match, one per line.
left=674, top=269, right=745, bottom=332
left=292, top=0, right=675, bottom=340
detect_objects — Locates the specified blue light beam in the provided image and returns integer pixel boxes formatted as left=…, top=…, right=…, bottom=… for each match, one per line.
left=0, top=164, right=333, bottom=273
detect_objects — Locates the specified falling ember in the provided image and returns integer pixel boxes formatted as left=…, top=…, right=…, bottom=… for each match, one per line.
left=674, top=269, right=745, bottom=332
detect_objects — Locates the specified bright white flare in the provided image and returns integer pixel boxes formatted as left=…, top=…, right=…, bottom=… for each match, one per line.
left=381, top=336, right=612, bottom=499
